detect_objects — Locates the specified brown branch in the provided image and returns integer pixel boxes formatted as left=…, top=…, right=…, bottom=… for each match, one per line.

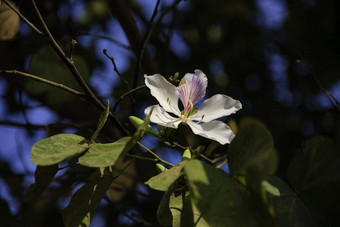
left=29, top=0, right=130, bottom=135
left=0, top=70, right=86, bottom=97
left=3, top=0, right=43, bottom=35
left=297, top=59, right=340, bottom=112
left=108, top=0, right=157, bottom=75
left=132, top=0, right=161, bottom=89
left=113, top=85, right=146, bottom=112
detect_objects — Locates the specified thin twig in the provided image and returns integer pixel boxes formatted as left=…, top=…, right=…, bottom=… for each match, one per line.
left=103, top=49, right=129, bottom=90
left=0, top=70, right=86, bottom=97
left=103, top=49, right=136, bottom=106
left=76, top=32, right=130, bottom=49
left=133, top=0, right=161, bottom=89
left=0, top=120, right=46, bottom=130
left=137, top=141, right=174, bottom=167
left=29, top=0, right=129, bottom=135
left=297, top=59, right=340, bottom=112
left=113, top=85, right=146, bottom=112
left=133, top=0, right=182, bottom=89
left=125, top=154, right=158, bottom=162
left=3, top=0, right=43, bottom=35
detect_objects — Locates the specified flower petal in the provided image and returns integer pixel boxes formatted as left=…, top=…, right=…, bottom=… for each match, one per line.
left=145, top=105, right=182, bottom=128
left=187, top=120, right=235, bottom=145
left=191, top=94, right=242, bottom=122
left=178, top=69, right=207, bottom=113
left=145, top=74, right=181, bottom=115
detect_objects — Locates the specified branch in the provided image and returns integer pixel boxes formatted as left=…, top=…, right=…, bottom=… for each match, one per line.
left=113, top=85, right=146, bottom=112
left=137, top=142, right=174, bottom=167
left=132, top=0, right=182, bottom=88
left=0, top=70, right=86, bottom=97
left=103, top=49, right=129, bottom=90
left=28, top=0, right=129, bottom=135
left=297, top=59, right=340, bottom=112
left=76, top=32, right=130, bottom=50
left=132, top=0, right=161, bottom=89
left=108, top=0, right=157, bottom=75
left=3, top=0, right=43, bottom=35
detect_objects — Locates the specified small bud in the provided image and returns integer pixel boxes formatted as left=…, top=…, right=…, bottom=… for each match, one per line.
left=182, top=148, right=191, bottom=160
left=129, top=116, right=159, bottom=137
left=156, top=163, right=167, bottom=173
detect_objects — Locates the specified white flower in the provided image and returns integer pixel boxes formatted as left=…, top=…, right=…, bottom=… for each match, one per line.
left=144, top=69, right=242, bottom=145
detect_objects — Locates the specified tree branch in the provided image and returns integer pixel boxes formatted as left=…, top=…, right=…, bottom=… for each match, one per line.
left=108, top=0, right=157, bottom=76
left=0, top=70, right=86, bottom=97
left=29, top=0, right=129, bottom=135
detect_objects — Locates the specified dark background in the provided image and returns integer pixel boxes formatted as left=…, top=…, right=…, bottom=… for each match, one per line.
left=0, top=0, right=339, bottom=226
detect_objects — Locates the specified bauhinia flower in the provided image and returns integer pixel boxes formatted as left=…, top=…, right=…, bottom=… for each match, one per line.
left=144, top=69, right=242, bottom=145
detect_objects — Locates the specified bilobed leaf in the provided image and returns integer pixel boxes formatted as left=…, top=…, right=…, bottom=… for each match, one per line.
left=0, top=1, right=20, bottom=40
left=62, top=168, right=114, bottom=227
left=145, top=161, right=187, bottom=191
left=184, top=160, right=261, bottom=227
left=78, top=136, right=133, bottom=168
left=266, top=176, right=316, bottom=227
left=91, top=100, right=110, bottom=142
left=228, top=123, right=277, bottom=177
left=25, top=165, right=58, bottom=201
left=287, top=136, right=340, bottom=226
left=31, top=134, right=89, bottom=166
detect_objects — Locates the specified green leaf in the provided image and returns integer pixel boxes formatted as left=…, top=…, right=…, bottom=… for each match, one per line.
left=91, top=100, right=110, bottom=142
left=184, top=160, right=261, bottom=227
left=228, top=123, right=278, bottom=222
left=266, top=176, right=317, bottom=227
left=170, top=191, right=210, bottom=227
left=78, top=136, right=133, bottom=168
left=25, top=165, right=58, bottom=202
left=287, top=136, right=340, bottom=226
left=228, top=123, right=277, bottom=177
left=31, top=134, right=89, bottom=166
left=157, top=180, right=177, bottom=226
left=145, top=160, right=187, bottom=191
left=62, top=168, right=114, bottom=227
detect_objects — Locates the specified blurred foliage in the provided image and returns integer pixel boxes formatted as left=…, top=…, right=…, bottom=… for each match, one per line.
left=0, top=0, right=340, bottom=226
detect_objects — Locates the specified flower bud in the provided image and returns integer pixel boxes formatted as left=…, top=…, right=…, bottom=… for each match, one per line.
left=156, top=163, right=167, bottom=173
left=182, top=148, right=191, bottom=160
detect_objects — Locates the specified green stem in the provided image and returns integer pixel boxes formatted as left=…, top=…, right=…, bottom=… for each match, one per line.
left=137, top=141, right=174, bottom=167
left=125, top=154, right=158, bottom=162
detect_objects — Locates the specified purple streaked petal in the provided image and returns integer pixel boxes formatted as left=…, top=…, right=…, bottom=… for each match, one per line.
left=178, top=69, right=207, bottom=113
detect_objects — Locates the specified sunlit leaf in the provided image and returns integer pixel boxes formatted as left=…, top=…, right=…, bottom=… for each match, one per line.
left=31, top=134, right=89, bottom=166
left=145, top=161, right=187, bottom=191
left=78, top=136, right=133, bottom=168
left=0, top=1, right=20, bottom=40
left=184, top=160, right=261, bottom=227
left=62, top=168, right=114, bottom=227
